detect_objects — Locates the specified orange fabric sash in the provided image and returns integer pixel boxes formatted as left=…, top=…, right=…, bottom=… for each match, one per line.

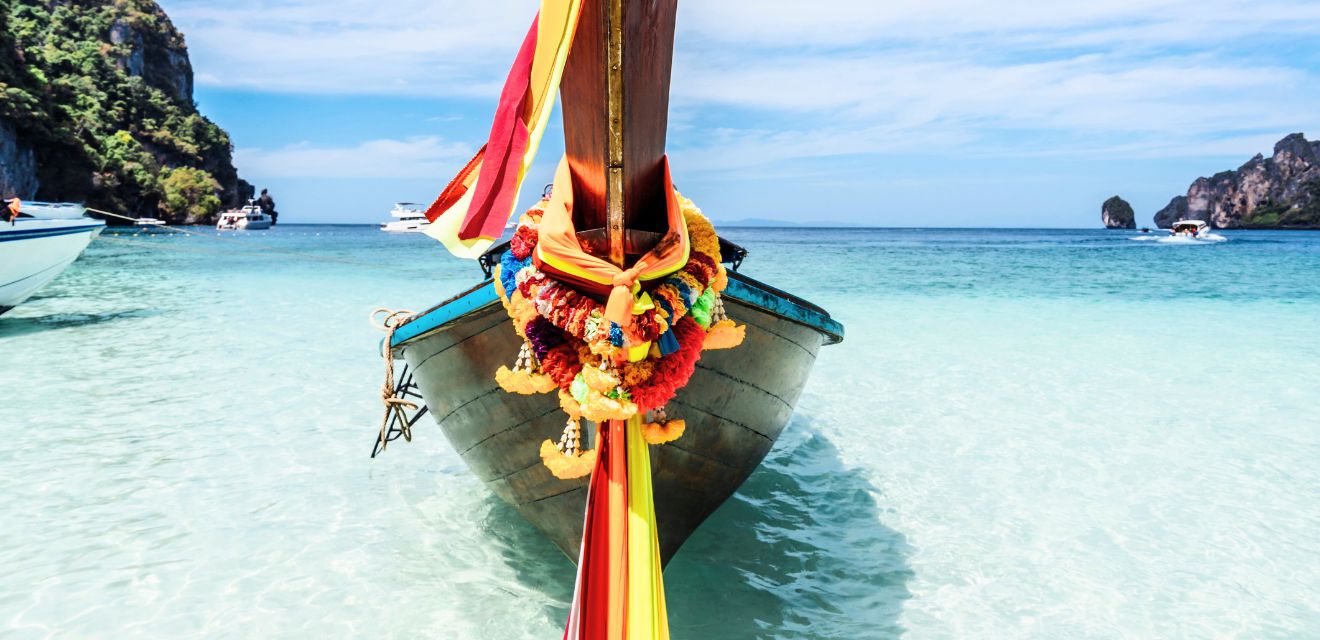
left=534, top=157, right=689, bottom=327
left=423, top=0, right=582, bottom=259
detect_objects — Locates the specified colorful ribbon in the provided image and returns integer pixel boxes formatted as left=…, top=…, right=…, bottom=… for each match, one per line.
left=535, top=157, right=690, bottom=328
left=563, top=416, right=669, bottom=639
left=424, top=0, right=583, bottom=258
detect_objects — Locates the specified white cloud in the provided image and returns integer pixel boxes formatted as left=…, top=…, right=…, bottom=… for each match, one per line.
left=164, top=0, right=531, bottom=96
left=234, top=136, right=472, bottom=178
left=679, top=0, right=1320, bottom=49
left=165, top=0, right=1320, bottom=169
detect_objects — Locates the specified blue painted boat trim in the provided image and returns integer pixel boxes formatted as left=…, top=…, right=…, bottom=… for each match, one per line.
left=390, top=275, right=844, bottom=349
left=389, top=282, right=502, bottom=349
left=724, top=276, right=845, bottom=344
left=0, top=224, right=103, bottom=243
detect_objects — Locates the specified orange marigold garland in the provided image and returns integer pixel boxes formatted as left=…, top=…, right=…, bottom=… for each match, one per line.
left=494, top=195, right=745, bottom=478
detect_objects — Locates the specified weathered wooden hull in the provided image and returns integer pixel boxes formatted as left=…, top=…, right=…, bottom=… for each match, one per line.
left=391, top=273, right=843, bottom=564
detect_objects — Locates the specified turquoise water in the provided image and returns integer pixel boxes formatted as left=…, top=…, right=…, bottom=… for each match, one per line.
left=2, top=226, right=1318, bottom=638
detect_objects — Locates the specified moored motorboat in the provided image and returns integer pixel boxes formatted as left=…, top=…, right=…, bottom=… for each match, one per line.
left=379, top=203, right=430, bottom=233
left=0, top=201, right=104, bottom=315
left=216, top=203, right=271, bottom=230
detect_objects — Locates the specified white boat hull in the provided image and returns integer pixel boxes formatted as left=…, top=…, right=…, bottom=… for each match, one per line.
left=1158, top=233, right=1227, bottom=244
left=0, top=218, right=104, bottom=314
left=380, top=203, right=430, bottom=233
left=218, top=219, right=272, bottom=230
left=379, top=220, right=430, bottom=233
left=217, top=206, right=272, bottom=230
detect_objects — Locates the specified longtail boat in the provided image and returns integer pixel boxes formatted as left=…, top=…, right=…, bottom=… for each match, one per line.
left=374, top=0, right=843, bottom=630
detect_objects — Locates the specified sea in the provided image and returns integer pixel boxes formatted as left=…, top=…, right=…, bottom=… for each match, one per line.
left=2, top=226, right=1318, bottom=639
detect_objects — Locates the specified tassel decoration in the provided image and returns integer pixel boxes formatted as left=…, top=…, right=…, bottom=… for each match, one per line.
left=579, top=391, right=639, bottom=423
left=540, top=417, right=596, bottom=480
left=703, top=294, right=745, bottom=350
left=582, top=359, right=621, bottom=394
left=496, top=340, right=557, bottom=394
left=642, top=406, right=686, bottom=445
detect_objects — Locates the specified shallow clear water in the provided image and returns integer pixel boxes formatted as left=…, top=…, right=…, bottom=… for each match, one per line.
left=2, top=226, right=1318, bottom=638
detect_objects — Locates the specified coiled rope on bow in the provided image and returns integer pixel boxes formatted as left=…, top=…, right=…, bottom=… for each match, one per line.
left=371, top=308, right=417, bottom=454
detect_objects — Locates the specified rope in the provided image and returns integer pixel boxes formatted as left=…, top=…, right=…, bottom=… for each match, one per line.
left=372, top=308, right=418, bottom=454
left=87, top=207, right=210, bottom=236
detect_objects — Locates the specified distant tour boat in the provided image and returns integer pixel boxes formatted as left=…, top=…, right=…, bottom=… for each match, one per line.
left=1161, top=216, right=1230, bottom=241
left=0, top=201, right=104, bottom=315
left=379, top=203, right=430, bottom=233
left=1161, top=219, right=1226, bottom=243
left=216, top=203, right=271, bottom=230
left=135, top=217, right=166, bottom=226
left=1172, top=219, right=1209, bottom=237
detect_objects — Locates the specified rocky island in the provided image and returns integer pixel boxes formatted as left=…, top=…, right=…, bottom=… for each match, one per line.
left=1153, top=133, right=1320, bottom=229
left=1101, top=196, right=1135, bottom=229
left=0, top=0, right=249, bottom=224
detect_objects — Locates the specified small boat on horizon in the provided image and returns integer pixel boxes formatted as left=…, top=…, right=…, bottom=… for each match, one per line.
left=1161, top=219, right=1227, bottom=243
left=0, top=200, right=104, bottom=316
left=379, top=203, right=430, bottom=233
left=216, top=202, right=271, bottom=231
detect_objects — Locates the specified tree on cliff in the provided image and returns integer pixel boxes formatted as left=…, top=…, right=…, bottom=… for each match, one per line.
left=159, top=166, right=220, bottom=223
left=0, top=0, right=250, bottom=223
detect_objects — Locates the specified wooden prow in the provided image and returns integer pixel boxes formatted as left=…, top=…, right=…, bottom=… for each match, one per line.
left=560, top=0, right=678, bottom=267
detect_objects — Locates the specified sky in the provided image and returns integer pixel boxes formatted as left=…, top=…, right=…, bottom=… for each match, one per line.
left=161, top=0, right=1320, bottom=227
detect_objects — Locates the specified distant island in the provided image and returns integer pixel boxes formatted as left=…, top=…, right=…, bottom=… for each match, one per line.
left=1151, top=133, right=1320, bottom=229
left=1101, top=196, right=1135, bottom=229
left=0, top=0, right=249, bottom=224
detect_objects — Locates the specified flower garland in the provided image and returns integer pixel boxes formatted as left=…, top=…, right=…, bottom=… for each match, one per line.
left=493, top=192, right=745, bottom=478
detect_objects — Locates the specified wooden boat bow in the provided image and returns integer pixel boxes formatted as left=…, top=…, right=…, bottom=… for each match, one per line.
left=562, top=0, right=678, bottom=265
left=378, top=0, right=846, bottom=574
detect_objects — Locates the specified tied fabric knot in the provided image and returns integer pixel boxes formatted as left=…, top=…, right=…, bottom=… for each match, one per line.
left=605, top=267, right=644, bottom=327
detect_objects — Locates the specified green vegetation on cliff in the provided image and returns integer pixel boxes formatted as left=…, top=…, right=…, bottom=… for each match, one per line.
left=1242, top=181, right=1320, bottom=229
left=0, top=0, right=249, bottom=222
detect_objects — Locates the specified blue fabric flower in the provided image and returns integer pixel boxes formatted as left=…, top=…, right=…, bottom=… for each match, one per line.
left=655, top=297, right=680, bottom=356
left=499, top=252, right=531, bottom=296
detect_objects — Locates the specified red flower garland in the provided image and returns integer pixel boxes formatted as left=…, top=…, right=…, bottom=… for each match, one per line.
left=541, top=343, right=584, bottom=389
left=629, top=317, right=706, bottom=412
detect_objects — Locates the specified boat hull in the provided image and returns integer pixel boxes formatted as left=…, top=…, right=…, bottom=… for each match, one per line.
left=218, top=220, right=271, bottom=231
left=379, top=222, right=430, bottom=233
left=0, top=219, right=104, bottom=315
left=391, top=274, right=842, bottom=564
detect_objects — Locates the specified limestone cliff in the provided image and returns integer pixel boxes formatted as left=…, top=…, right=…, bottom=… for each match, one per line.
left=1101, top=195, right=1135, bottom=229
left=0, top=0, right=250, bottom=223
left=1153, top=133, right=1320, bottom=229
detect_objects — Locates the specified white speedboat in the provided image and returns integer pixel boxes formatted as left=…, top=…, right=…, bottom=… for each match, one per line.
left=379, top=203, right=429, bottom=233
left=1160, top=219, right=1227, bottom=243
left=216, top=203, right=272, bottom=230
left=0, top=201, right=104, bottom=315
